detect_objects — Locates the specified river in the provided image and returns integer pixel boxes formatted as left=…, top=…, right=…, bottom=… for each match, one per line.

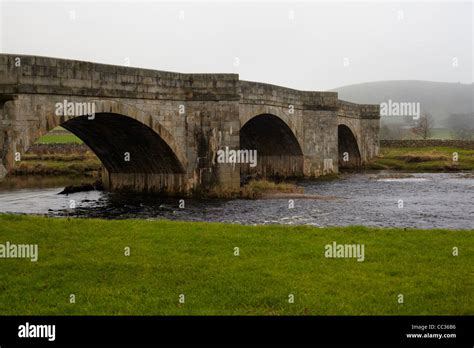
left=0, top=172, right=472, bottom=229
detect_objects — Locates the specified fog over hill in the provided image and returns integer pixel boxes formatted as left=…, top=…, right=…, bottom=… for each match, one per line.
left=332, top=81, right=473, bottom=127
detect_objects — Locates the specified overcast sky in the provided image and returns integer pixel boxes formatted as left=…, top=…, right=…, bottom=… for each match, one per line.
left=1, top=0, right=472, bottom=90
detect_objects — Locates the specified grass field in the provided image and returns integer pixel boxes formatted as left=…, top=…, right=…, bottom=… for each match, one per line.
left=35, top=134, right=83, bottom=144
left=429, top=128, right=454, bottom=140
left=368, top=147, right=474, bottom=171
left=0, top=214, right=471, bottom=316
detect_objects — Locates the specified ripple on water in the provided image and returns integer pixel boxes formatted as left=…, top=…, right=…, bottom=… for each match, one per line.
left=0, top=172, right=472, bottom=229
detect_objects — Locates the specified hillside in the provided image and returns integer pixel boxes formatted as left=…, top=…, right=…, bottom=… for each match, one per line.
left=332, top=81, right=473, bottom=127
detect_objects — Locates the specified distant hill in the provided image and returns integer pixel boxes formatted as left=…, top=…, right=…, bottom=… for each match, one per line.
left=332, top=81, right=473, bottom=126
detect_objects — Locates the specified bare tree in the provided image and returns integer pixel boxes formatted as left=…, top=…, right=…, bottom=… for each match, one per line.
left=412, top=113, right=434, bottom=140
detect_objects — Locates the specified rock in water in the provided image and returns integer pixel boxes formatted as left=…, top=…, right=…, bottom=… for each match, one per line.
left=59, top=180, right=103, bottom=194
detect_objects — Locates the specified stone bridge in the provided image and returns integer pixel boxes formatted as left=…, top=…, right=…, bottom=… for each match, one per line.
left=0, top=54, right=380, bottom=195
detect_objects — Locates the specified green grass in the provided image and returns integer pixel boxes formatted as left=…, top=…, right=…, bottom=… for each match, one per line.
left=367, top=147, right=474, bottom=171
left=0, top=214, right=472, bottom=315
left=35, top=134, right=83, bottom=144
left=12, top=147, right=101, bottom=176
left=429, top=128, right=454, bottom=140
left=12, top=159, right=101, bottom=176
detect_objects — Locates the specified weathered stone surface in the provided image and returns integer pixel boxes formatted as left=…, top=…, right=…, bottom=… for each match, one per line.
left=0, top=54, right=380, bottom=195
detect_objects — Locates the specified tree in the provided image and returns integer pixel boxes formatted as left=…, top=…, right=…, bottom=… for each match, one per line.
left=412, top=113, right=434, bottom=140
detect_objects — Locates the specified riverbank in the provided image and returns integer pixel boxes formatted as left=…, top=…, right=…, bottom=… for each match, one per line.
left=10, top=143, right=101, bottom=177
left=367, top=146, right=474, bottom=171
left=0, top=214, right=471, bottom=315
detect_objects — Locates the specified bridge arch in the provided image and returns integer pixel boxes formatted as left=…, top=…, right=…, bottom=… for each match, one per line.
left=56, top=101, right=187, bottom=192
left=240, top=113, right=304, bottom=179
left=61, top=113, right=185, bottom=175
left=73, top=100, right=186, bottom=168
left=1, top=98, right=187, bottom=192
left=337, top=123, right=361, bottom=169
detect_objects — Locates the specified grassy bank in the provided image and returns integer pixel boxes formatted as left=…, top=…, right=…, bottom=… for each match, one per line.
left=35, top=127, right=83, bottom=144
left=12, top=146, right=101, bottom=177
left=0, top=214, right=471, bottom=315
left=36, top=134, right=83, bottom=144
left=9, top=128, right=98, bottom=176
left=11, top=153, right=101, bottom=176
left=12, top=157, right=101, bottom=176
left=367, top=147, right=474, bottom=171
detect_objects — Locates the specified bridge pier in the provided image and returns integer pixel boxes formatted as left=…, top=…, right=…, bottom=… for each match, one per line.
left=101, top=169, right=188, bottom=195
left=0, top=95, right=56, bottom=180
left=301, top=109, right=339, bottom=176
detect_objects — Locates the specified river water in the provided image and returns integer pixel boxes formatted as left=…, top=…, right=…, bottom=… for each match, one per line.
left=0, top=172, right=472, bottom=229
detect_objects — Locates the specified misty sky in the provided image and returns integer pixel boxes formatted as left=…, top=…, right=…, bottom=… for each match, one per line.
left=1, top=1, right=472, bottom=91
